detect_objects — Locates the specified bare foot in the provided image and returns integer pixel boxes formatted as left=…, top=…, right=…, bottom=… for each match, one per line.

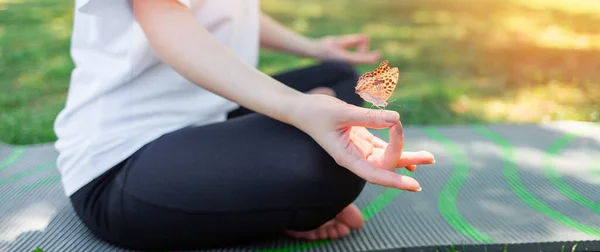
left=307, top=87, right=336, bottom=97
left=284, top=204, right=364, bottom=241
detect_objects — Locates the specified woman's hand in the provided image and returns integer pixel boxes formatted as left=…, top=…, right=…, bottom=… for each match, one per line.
left=258, top=13, right=380, bottom=64
left=313, top=34, right=382, bottom=65
left=291, top=94, right=435, bottom=191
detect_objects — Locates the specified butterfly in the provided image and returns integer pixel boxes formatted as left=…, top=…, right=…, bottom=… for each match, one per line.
left=354, top=60, right=399, bottom=109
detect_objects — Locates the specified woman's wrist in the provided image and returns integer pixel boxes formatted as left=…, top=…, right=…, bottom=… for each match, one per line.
left=261, top=82, right=309, bottom=127
left=274, top=89, right=312, bottom=129
left=301, top=38, right=324, bottom=59
left=283, top=92, right=346, bottom=137
left=259, top=13, right=325, bottom=60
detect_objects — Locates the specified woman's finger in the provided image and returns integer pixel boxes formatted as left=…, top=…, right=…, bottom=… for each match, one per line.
left=340, top=50, right=382, bottom=65
left=370, top=148, right=421, bottom=172
left=367, top=148, right=384, bottom=168
left=372, top=135, right=388, bottom=148
left=348, top=159, right=421, bottom=192
left=353, top=127, right=388, bottom=151
left=336, top=34, right=369, bottom=49
left=350, top=128, right=374, bottom=158
left=396, top=151, right=436, bottom=167
left=353, top=127, right=375, bottom=140
left=357, top=36, right=370, bottom=53
left=340, top=34, right=371, bottom=53
left=381, top=122, right=404, bottom=170
left=339, top=106, right=399, bottom=129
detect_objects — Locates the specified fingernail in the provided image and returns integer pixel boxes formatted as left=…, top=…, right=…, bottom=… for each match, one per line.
left=416, top=187, right=422, bottom=192
left=395, top=123, right=403, bottom=135
left=403, top=177, right=421, bottom=192
left=420, top=151, right=435, bottom=162
left=385, top=112, right=399, bottom=123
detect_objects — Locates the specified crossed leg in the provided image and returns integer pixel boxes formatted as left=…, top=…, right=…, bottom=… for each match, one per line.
left=69, top=61, right=369, bottom=251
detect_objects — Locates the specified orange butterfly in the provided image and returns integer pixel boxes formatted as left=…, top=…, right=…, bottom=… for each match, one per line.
left=355, top=60, right=399, bottom=109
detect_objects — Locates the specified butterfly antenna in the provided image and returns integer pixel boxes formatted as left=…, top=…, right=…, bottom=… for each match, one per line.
left=385, top=99, right=406, bottom=110
left=366, top=103, right=374, bottom=116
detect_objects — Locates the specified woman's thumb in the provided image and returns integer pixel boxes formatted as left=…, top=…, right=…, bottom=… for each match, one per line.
left=341, top=106, right=399, bottom=129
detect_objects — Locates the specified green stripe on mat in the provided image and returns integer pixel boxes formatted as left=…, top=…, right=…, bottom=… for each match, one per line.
left=0, top=147, right=25, bottom=172
left=472, top=125, right=600, bottom=237
left=0, top=176, right=61, bottom=204
left=544, top=134, right=600, bottom=215
left=0, top=162, right=55, bottom=187
left=361, top=187, right=403, bottom=221
left=422, top=127, right=495, bottom=243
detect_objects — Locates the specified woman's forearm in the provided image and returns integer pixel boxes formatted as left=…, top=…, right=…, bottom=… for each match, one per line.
left=132, top=0, right=305, bottom=126
left=259, top=13, right=321, bottom=58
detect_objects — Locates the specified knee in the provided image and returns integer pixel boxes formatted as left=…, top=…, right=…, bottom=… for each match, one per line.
left=321, top=166, right=366, bottom=205
left=286, top=160, right=366, bottom=230
left=318, top=60, right=364, bottom=106
left=320, top=60, right=359, bottom=82
left=295, top=162, right=366, bottom=205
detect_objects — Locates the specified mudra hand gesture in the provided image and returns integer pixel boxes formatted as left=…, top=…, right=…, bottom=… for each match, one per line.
left=294, top=34, right=435, bottom=190
left=291, top=94, right=434, bottom=191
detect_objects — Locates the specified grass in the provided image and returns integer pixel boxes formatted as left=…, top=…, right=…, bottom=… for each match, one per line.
left=1, top=0, right=599, bottom=146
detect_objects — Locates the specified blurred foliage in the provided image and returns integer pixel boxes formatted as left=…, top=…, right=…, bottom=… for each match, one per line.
left=259, top=0, right=600, bottom=126
left=0, top=0, right=599, bottom=144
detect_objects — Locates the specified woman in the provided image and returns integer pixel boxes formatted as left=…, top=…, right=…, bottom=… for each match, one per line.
left=53, top=0, right=435, bottom=250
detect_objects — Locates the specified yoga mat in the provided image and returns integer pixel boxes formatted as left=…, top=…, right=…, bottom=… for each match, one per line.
left=1, top=122, right=599, bottom=252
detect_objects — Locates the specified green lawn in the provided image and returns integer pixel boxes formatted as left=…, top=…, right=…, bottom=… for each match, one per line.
left=1, top=0, right=599, bottom=145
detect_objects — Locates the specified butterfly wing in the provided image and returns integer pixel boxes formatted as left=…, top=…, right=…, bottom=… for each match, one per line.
left=355, top=60, right=400, bottom=107
left=380, top=67, right=399, bottom=101
left=355, top=75, right=389, bottom=107
left=355, top=60, right=390, bottom=91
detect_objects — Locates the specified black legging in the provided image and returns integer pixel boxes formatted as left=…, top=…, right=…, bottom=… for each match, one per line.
left=69, top=61, right=367, bottom=251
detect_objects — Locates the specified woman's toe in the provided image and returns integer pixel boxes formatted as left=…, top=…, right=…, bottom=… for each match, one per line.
left=327, top=224, right=340, bottom=239
left=336, top=223, right=351, bottom=237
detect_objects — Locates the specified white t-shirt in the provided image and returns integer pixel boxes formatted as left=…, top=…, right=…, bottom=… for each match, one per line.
left=53, top=0, right=260, bottom=196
